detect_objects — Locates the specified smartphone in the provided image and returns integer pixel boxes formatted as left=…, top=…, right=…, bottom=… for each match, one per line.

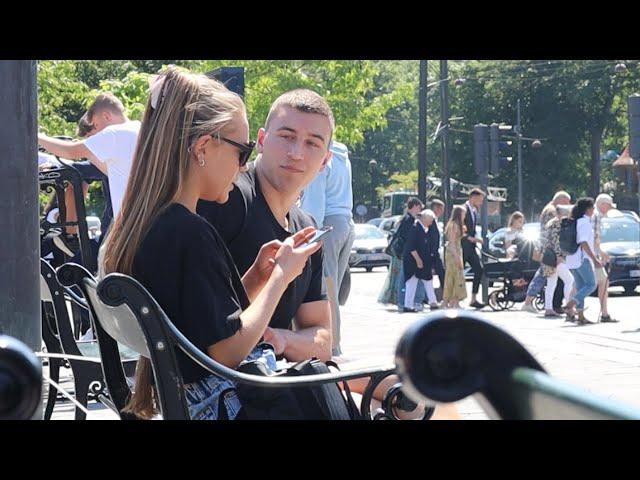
left=301, top=226, right=333, bottom=246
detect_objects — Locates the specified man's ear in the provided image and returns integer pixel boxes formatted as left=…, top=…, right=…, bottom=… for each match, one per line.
left=256, top=128, right=266, bottom=153
left=103, top=111, right=112, bottom=123
left=321, top=148, right=332, bottom=168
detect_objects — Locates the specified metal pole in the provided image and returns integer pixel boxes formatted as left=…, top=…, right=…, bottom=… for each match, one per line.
left=0, top=61, right=41, bottom=419
left=474, top=124, right=490, bottom=304
left=480, top=170, right=489, bottom=305
left=418, top=60, right=427, bottom=204
left=440, top=60, right=451, bottom=218
left=517, top=99, right=523, bottom=212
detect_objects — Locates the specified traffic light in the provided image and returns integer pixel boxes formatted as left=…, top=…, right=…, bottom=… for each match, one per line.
left=489, top=123, right=513, bottom=174
left=629, top=94, right=640, bottom=161
left=474, top=124, right=489, bottom=175
left=206, top=66, right=245, bottom=98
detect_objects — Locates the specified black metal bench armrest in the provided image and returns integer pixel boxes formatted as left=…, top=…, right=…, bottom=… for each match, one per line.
left=62, top=285, right=89, bottom=310
left=168, top=318, right=395, bottom=387
left=97, top=272, right=396, bottom=389
left=395, top=310, right=640, bottom=420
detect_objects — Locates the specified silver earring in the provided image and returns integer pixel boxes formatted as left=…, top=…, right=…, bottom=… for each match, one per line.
left=198, top=155, right=205, bottom=167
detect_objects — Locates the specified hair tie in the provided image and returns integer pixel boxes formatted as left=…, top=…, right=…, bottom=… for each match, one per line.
left=149, top=75, right=166, bottom=110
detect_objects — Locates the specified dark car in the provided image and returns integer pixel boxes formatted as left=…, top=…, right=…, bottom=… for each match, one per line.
left=349, top=224, right=391, bottom=272
left=600, top=216, right=640, bottom=295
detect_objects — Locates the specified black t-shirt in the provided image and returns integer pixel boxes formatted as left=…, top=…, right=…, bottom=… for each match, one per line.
left=197, top=164, right=327, bottom=331
left=132, top=203, right=248, bottom=384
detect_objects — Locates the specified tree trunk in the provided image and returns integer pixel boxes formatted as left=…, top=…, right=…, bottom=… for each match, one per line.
left=590, top=126, right=604, bottom=197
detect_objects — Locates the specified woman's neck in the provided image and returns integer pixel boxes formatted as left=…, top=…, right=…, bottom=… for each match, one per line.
left=174, top=170, right=201, bottom=213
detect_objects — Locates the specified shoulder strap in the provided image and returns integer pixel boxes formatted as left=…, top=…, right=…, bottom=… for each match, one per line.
left=325, top=360, right=361, bottom=420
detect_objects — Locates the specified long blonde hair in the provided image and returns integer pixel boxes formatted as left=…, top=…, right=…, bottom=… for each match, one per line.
left=446, top=205, right=466, bottom=239
left=101, top=66, right=245, bottom=419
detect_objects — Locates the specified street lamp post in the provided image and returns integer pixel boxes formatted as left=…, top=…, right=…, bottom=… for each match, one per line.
left=516, top=99, right=523, bottom=211
left=514, top=99, right=542, bottom=212
left=418, top=60, right=427, bottom=204
left=369, top=159, right=378, bottom=211
left=440, top=60, right=452, bottom=219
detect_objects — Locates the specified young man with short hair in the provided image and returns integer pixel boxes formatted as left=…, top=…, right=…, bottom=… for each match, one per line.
left=198, top=90, right=443, bottom=414
left=463, top=188, right=485, bottom=308
left=429, top=198, right=446, bottom=292
left=393, top=197, right=425, bottom=310
left=38, top=92, right=141, bottom=221
left=198, top=89, right=334, bottom=362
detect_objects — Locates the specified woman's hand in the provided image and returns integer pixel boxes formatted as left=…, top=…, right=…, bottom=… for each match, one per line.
left=263, top=327, right=287, bottom=356
left=251, top=240, right=283, bottom=284
left=273, top=226, right=323, bottom=285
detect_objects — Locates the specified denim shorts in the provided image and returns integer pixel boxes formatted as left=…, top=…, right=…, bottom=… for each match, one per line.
left=183, top=344, right=277, bottom=420
left=526, top=267, right=546, bottom=297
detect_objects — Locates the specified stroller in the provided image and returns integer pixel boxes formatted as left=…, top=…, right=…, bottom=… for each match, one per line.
left=483, top=239, right=544, bottom=312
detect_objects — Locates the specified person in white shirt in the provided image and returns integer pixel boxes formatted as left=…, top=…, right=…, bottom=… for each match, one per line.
left=299, top=140, right=355, bottom=356
left=565, top=198, right=600, bottom=324
left=592, top=194, right=617, bottom=322
left=38, top=92, right=141, bottom=220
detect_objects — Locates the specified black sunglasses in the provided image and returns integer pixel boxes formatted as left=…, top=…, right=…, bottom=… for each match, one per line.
left=215, top=136, right=256, bottom=167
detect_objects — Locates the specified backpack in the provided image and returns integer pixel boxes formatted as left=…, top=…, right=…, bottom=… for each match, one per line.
left=559, top=217, right=579, bottom=255
left=384, top=229, right=405, bottom=258
left=388, top=216, right=413, bottom=258
left=236, top=357, right=360, bottom=420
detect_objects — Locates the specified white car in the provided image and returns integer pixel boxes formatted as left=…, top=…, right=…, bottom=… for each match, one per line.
left=86, top=216, right=101, bottom=240
left=349, top=224, right=391, bottom=272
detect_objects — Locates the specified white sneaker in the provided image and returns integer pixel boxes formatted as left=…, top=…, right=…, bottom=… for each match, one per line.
left=520, top=303, right=537, bottom=314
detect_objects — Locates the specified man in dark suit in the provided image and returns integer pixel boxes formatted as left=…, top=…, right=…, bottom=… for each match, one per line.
left=463, top=189, right=486, bottom=308
left=427, top=199, right=446, bottom=292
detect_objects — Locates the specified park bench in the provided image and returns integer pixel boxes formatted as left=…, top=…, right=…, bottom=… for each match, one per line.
left=39, top=157, right=96, bottom=273
left=57, top=263, right=419, bottom=420
left=57, top=261, right=640, bottom=420
left=40, top=259, right=138, bottom=420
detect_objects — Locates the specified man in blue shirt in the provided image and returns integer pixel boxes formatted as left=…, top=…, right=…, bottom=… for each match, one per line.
left=299, top=141, right=355, bottom=356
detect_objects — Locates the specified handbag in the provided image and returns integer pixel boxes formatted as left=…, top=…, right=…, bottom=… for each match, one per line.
left=385, top=231, right=405, bottom=259
left=236, top=351, right=360, bottom=420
